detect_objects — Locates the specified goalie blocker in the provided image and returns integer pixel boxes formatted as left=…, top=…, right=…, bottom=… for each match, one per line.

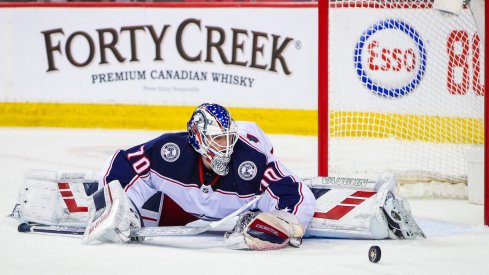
left=82, top=180, right=143, bottom=244
left=10, top=170, right=425, bottom=246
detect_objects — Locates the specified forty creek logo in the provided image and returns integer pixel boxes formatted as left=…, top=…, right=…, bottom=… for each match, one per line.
left=42, top=18, right=296, bottom=79
left=354, top=19, right=427, bottom=97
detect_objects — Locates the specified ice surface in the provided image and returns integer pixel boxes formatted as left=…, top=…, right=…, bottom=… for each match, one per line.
left=0, top=128, right=487, bottom=274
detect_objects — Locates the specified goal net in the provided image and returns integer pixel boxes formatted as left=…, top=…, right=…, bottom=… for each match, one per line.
left=320, top=0, right=485, bottom=200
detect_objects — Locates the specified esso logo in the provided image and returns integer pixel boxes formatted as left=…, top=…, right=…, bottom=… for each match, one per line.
left=354, top=19, right=427, bottom=97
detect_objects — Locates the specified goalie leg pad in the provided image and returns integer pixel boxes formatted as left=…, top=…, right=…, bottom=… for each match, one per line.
left=10, top=170, right=96, bottom=227
left=307, top=172, right=421, bottom=240
left=82, top=180, right=142, bottom=244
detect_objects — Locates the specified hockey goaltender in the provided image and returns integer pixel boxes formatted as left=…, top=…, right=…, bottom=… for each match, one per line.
left=10, top=103, right=425, bottom=250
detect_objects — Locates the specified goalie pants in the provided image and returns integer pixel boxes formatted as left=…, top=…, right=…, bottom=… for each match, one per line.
left=139, top=192, right=198, bottom=227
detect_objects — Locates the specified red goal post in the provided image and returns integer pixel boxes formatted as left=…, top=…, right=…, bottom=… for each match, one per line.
left=318, top=0, right=487, bottom=226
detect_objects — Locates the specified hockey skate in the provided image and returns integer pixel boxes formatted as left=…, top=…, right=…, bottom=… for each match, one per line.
left=382, top=192, right=426, bottom=239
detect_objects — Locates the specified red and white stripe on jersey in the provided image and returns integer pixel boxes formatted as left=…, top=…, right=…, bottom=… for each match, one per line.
left=292, top=182, right=305, bottom=215
left=102, top=149, right=121, bottom=186
left=151, top=169, right=199, bottom=189
left=123, top=173, right=150, bottom=192
left=214, top=189, right=256, bottom=199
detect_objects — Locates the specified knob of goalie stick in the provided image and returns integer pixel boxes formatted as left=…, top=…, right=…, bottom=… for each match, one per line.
left=18, top=223, right=31, bottom=233
left=368, top=245, right=381, bottom=263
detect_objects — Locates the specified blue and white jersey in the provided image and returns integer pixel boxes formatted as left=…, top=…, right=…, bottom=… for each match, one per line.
left=99, top=122, right=315, bottom=228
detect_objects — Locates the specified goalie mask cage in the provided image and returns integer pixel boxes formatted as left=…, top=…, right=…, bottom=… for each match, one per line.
left=318, top=0, right=488, bottom=226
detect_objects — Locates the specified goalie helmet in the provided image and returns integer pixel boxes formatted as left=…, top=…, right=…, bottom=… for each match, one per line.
left=187, top=103, right=238, bottom=176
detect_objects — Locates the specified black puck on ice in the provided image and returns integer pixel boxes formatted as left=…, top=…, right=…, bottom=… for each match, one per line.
left=368, top=246, right=381, bottom=263
left=18, top=223, right=31, bottom=233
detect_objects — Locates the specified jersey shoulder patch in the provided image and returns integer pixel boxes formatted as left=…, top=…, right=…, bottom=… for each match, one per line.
left=238, top=161, right=258, bottom=180
left=160, top=142, right=180, bottom=162
left=148, top=132, right=189, bottom=163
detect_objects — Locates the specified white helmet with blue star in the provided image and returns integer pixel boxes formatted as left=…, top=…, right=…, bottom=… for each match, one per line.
left=188, top=103, right=238, bottom=175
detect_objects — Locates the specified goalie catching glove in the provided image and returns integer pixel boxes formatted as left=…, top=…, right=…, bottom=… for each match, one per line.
left=82, top=180, right=142, bottom=244
left=224, top=210, right=305, bottom=250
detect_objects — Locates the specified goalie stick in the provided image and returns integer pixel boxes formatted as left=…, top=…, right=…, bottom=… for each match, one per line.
left=17, top=195, right=262, bottom=238
left=129, top=194, right=262, bottom=237
left=17, top=222, right=85, bottom=235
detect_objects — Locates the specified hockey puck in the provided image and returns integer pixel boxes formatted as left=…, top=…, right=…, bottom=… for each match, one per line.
left=18, top=223, right=31, bottom=233
left=368, top=246, right=381, bottom=263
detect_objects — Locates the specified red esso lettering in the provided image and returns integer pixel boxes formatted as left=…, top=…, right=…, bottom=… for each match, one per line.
left=368, top=40, right=416, bottom=72
left=447, top=30, right=484, bottom=95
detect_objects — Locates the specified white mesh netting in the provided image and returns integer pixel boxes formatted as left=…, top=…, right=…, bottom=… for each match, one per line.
left=327, top=0, right=485, bottom=198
